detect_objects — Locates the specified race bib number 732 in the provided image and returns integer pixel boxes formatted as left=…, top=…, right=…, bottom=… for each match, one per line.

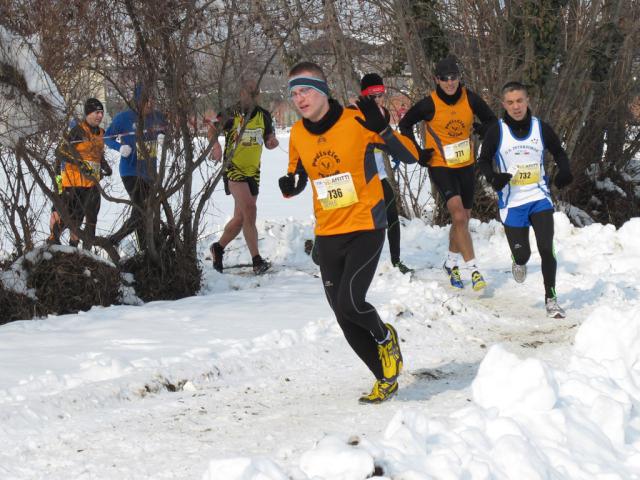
left=509, top=163, right=541, bottom=186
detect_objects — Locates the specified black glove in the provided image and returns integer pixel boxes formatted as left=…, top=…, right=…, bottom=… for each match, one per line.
left=490, top=172, right=513, bottom=191
left=416, top=148, right=434, bottom=167
left=554, top=169, right=573, bottom=189
left=279, top=173, right=296, bottom=197
left=291, top=170, right=308, bottom=196
left=354, top=96, right=388, bottom=134
left=473, top=122, right=488, bottom=140
left=101, top=163, right=113, bottom=177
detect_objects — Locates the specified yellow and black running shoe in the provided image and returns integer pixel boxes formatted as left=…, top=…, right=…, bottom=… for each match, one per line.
left=384, top=323, right=403, bottom=375
left=378, top=324, right=403, bottom=382
left=358, top=379, right=399, bottom=404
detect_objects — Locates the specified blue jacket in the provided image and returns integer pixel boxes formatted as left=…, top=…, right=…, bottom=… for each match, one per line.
left=105, top=109, right=166, bottom=179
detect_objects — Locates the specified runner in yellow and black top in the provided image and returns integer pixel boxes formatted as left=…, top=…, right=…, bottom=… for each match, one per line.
left=209, top=79, right=279, bottom=275
left=400, top=55, right=497, bottom=291
left=48, top=98, right=112, bottom=248
left=279, top=61, right=419, bottom=404
left=222, top=106, right=273, bottom=192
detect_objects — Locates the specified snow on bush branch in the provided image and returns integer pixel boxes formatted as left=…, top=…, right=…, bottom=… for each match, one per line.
left=0, top=25, right=65, bottom=148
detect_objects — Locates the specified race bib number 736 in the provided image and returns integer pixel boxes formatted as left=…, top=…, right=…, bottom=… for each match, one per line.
left=313, top=172, right=358, bottom=210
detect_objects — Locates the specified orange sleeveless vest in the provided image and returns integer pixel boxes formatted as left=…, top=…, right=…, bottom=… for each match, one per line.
left=424, top=87, right=474, bottom=168
left=61, top=122, right=105, bottom=188
left=288, top=108, right=417, bottom=236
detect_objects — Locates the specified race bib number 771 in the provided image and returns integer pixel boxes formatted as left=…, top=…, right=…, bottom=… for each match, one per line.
left=444, top=138, right=471, bottom=165
left=313, top=172, right=358, bottom=210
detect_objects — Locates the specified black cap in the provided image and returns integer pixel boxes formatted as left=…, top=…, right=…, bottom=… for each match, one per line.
left=360, top=73, right=384, bottom=91
left=435, top=55, right=460, bottom=78
left=84, top=98, right=104, bottom=116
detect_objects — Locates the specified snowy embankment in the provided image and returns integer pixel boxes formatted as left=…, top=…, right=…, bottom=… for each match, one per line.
left=1, top=214, right=640, bottom=479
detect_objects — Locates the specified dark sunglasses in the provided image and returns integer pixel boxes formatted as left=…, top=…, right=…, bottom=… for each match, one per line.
left=438, top=74, right=459, bottom=82
left=369, top=93, right=385, bottom=98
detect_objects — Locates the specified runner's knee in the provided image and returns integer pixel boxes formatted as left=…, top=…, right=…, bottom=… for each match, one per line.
left=228, top=215, right=243, bottom=229
left=450, top=208, right=468, bottom=227
left=335, top=288, right=369, bottom=321
left=239, top=202, right=257, bottom=223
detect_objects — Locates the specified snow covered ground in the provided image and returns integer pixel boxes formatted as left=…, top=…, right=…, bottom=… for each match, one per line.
left=2, top=137, right=640, bottom=479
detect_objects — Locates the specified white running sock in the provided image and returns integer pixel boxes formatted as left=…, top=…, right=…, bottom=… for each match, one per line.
left=460, top=259, right=479, bottom=278
left=445, top=251, right=461, bottom=268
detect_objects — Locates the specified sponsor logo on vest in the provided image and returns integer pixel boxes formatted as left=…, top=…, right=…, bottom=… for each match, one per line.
left=312, top=150, right=341, bottom=177
left=445, top=119, right=466, bottom=137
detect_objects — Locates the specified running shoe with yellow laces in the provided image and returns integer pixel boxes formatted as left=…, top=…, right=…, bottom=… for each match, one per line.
left=449, top=266, right=464, bottom=289
left=358, top=379, right=399, bottom=404
left=471, top=270, right=487, bottom=291
left=384, top=323, right=403, bottom=375
left=376, top=323, right=403, bottom=384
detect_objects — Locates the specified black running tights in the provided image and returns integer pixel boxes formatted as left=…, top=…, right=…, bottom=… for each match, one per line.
left=382, top=178, right=401, bottom=264
left=315, top=229, right=387, bottom=380
left=504, top=209, right=556, bottom=299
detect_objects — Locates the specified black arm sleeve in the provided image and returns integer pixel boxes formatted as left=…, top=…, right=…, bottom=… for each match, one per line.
left=261, top=107, right=275, bottom=138
left=398, top=97, right=435, bottom=148
left=467, top=90, right=498, bottom=125
left=540, top=121, right=570, bottom=172
left=54, top=125, right=84, bottom=166
left=379, top=128, right=418, bottom=165
left=477, top=122, right=501, bottom=181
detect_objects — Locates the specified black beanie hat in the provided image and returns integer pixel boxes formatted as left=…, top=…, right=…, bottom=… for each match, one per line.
left=435, top=55, right=460, bottom=77
left=84, top=98, right=104, bottom=116
left=360, top=73, right=384, bottom=91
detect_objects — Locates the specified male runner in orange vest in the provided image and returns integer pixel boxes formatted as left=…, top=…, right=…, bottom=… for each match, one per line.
left=280, top=62, right=419, bottom=403
left=400, top=55, right=497, bottom=290
left=49, top=98, right=112, bottom=248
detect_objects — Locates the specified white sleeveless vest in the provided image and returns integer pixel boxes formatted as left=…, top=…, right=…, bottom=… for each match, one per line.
left=495, top=116, right=550, bottom=209
left=374, top=149, right=388, bottom=180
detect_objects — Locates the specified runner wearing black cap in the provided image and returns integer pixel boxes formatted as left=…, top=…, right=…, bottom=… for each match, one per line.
left=48, top=98, right=112, bottom=248
left=399, top=55, right=497, bottom=290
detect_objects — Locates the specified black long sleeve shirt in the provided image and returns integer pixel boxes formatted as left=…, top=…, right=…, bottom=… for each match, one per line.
left=477, top=110, right=570, bottom=181
left=398, top=85, right=497, bottom=149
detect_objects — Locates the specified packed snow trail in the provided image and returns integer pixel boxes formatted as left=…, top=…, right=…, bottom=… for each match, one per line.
left=2, top=123, right=640, bottom=478
left=3, top=213, right=640, bottom=478
left=0, top=269, right=561, bottom=479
